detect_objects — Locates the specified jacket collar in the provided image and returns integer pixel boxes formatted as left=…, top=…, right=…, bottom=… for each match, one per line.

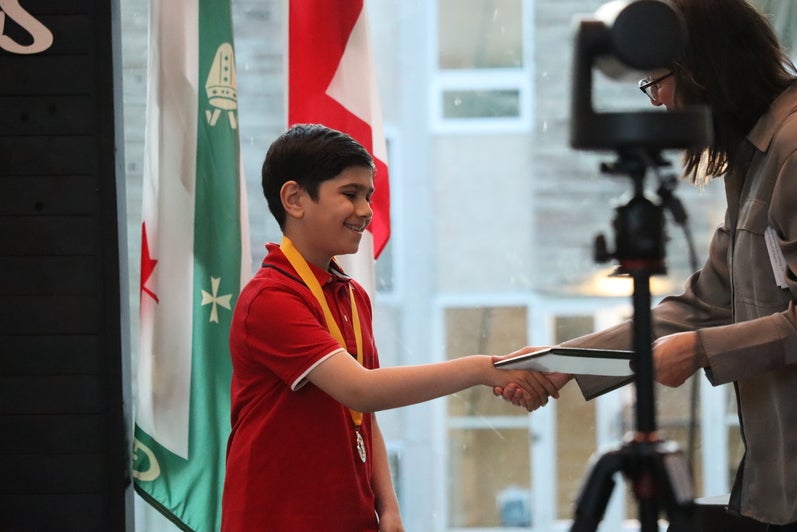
left=747, top=82, right=797, bottom=153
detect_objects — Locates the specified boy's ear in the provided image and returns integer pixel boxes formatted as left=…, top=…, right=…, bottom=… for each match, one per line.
left=280, top=181, right=304, bottom=219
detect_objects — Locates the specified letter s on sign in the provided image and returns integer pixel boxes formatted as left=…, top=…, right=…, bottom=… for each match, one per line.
left=0, top=0, right=54, bottom=54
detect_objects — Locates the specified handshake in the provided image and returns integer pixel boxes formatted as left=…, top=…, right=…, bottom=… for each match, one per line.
left=489, top=346, right=574, bottom=412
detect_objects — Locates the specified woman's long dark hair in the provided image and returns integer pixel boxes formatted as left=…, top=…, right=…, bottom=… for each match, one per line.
left=671, top=0, right=796, bottom=181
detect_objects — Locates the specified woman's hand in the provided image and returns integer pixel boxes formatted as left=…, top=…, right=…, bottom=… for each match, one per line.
left=653, top=331, right=705, bottom=387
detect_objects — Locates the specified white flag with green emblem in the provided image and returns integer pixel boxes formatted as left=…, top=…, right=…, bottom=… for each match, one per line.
left=132, top=0, right=249, bottom=530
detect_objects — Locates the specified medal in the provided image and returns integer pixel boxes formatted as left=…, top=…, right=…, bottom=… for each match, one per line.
left=281, top=238, right=368, bottom=464
left=356, top=429, right=367, bottom=462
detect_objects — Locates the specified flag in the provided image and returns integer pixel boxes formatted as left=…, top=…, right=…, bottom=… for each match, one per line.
left=288, top=0, right=390, bottom=293
left=131, top=0, right=249, bottom=530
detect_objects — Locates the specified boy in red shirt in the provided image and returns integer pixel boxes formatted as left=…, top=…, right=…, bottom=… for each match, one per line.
left=221, top=124, right=558, bottom=531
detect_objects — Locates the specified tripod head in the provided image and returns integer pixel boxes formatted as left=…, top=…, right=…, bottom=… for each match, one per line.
left=593, top=149, right=668, bottom=276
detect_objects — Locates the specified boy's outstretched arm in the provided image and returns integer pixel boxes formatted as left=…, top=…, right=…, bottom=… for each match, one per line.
left=306, top=345, right=560, bottom=413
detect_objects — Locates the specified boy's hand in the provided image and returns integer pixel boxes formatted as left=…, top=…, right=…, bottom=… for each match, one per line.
left=497, top=372, right=560, bottom=411
left=491, top=348, right=573, bottom=411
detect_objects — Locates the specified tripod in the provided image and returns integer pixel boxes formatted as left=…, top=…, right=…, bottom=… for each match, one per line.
left=570, top=149, right=696, bottom=532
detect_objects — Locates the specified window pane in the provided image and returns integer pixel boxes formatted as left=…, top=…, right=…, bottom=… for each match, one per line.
left=554, top=315, right=595, bottom=344
left=375, top=238, right=394, bottom=292
left=553, top=315, right=597, bottom=519
left=750, top=1, right=797, bottom=57
left=448, top=428, right=531, bottom=527
left=442, top=89, right=520, bottom=119
left=445, top=306, right=528, bottom=417
left=438, top=0, right=523, bottom=69
left=556, top=382, right=597, bottom=520
left=445, top=306, right=529, bottom=527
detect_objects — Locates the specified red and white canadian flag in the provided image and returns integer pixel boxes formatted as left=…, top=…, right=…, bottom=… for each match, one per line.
left=288, top=0, right=390, bottom=294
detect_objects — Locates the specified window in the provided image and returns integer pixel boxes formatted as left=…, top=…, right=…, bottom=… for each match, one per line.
left=431, top=0, right=533, bottom=132
left=436, top=298, right=635, bottom=530
left=443, top=305, right=530, bottom=527
left=750, top=0, right=797, bottom=58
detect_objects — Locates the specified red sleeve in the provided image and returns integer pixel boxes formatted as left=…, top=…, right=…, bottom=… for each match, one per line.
left=230, top=278, right=344, bottom=388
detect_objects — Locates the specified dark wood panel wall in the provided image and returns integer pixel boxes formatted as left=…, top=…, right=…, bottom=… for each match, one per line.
left=0, top=1, right=132, bottom=530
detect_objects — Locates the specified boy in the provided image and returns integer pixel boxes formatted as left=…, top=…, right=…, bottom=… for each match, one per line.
left=221, top=124, right=558, bottom=531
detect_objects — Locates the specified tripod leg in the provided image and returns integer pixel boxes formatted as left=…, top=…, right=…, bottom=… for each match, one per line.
left=571, top=450, right=626, bottom=532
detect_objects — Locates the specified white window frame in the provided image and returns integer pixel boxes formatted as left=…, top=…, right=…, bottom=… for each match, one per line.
left=428, top=0, right=535, bottom=134
left=374, top=123, right=403, bottom=302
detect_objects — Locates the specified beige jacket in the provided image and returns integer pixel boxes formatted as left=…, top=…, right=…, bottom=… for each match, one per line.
left=565, top=83, right=797, bottom=524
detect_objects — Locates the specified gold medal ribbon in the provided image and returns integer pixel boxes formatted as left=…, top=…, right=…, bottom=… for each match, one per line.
left=280, top=236, right=364, bottom=431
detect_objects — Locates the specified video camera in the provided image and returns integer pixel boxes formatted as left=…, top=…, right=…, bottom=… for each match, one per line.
left=570, top=0, right=711, bottom=151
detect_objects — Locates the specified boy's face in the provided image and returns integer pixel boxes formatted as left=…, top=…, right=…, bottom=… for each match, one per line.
left=298, top=165, right=374, bottom=266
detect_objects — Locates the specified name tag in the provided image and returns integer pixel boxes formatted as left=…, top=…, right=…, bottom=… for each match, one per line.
left=764, top=226, right=789, bottom=289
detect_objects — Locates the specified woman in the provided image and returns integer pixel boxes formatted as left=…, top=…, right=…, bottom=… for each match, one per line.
left=547, top=0, right=797, bottom=528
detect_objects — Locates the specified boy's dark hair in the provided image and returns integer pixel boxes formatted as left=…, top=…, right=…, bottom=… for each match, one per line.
left=261, top=124, right=375, bottom=229
left=671, top=0, right=797, bottom=181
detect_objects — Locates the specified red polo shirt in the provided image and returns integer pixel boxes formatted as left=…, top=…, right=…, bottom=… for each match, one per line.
left=221, top=243, right=379, bottom=531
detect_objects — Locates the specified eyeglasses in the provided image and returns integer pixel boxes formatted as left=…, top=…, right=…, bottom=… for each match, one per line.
left=638, top=71, right=674, bottom=101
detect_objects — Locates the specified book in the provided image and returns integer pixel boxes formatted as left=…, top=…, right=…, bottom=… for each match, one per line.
left=494, top=347, right=634, bottom=377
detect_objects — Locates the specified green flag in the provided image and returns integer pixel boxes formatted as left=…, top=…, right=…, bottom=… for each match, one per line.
left=132, top=0, right=249, bottom=530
